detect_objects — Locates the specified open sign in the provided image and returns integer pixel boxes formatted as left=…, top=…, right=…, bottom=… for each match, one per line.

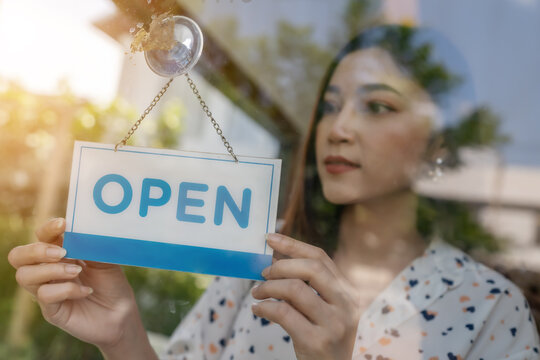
left=92, top=175, right=252, bottom=228
left=64, top=141, right=281, bottom=280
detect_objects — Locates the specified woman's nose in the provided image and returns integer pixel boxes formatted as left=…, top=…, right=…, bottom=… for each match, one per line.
left=328, top=102, right=356, bottom=144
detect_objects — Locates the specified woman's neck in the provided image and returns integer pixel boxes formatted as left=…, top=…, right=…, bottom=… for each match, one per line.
left=333, top=188, right=427, bottom=285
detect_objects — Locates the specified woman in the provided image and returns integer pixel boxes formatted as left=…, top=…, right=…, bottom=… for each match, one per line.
left=8, top=25, right=540, bottom=359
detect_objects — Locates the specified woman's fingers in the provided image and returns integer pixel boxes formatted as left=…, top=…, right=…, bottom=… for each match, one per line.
left=37, top=281, right=93, bottom=305
left=36, top=282, right=93, bottom=324
left=252, top=279, right=332, bottom=326
left=262, top=258, right=345, bottom=306
left=16, top=262, right=83, bottom=294
left=35, top=218, right=65, bottom=244
left=266, top=233, right=338, bottom=275
left=8, top=242, right=67, bottom=269
left=251, top=300, right=313, bottom=346
left=8, top=218, right=67, bottom=269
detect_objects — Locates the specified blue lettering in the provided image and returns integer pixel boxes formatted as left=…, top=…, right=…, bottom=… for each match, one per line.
left=93, top=174, right=132, bottom=214
left=139, top=178, right=171, bottom=217
left=214, top=186, right=251, bottom=229
left=177, top=182, right=208, bottom=223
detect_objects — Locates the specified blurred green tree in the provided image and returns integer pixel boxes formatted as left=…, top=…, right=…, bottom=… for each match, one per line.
left=0, top=80, right=204, bottom=359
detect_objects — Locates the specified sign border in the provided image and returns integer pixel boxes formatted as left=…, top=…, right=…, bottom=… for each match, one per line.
left=64, top=143, right=279, bottom=280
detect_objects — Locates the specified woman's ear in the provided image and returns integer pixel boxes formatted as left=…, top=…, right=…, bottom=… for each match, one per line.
left=417, top=133, right=449, bottom=181
left=423, top=133, right=446, bottom=161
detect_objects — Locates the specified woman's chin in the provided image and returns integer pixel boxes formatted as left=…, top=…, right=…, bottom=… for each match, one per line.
left=322, top=188, right=368, bottom=205
left=322, top=184, right=403, bottom=205
left=322, top=183, right=414, bottom=206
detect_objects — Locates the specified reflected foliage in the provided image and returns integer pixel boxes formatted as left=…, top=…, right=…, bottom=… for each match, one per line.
left=208, top=17, right=333, bottom=128
left=124, top=267, right=205, bottom=336
left=441, top=107, right=510, bottom=168
left=417, top=197, right=500, bottom=253
left=0, top=81, right=203, bottom=359
left=418, top=106, right=510, bottom=254
left=204, top=0, right=382, bottom=130
left=376, top=26, right=462, bottom=99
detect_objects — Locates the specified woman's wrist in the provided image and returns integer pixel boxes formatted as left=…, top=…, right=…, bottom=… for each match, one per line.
left=98, top=307, right=158, bottom=360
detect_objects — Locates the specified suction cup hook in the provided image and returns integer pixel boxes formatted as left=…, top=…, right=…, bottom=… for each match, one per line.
left=120, top=15, right=237, bottom=162
left=144, top=15, right=204, bottom=77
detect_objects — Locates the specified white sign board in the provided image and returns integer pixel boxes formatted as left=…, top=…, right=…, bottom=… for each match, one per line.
left=64, top=141, right=281, bottom=280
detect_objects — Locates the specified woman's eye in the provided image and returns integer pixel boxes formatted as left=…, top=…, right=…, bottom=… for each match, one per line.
left=321, top=100, right=340, bottom=114
left=365, top=101, right=397, bottom=115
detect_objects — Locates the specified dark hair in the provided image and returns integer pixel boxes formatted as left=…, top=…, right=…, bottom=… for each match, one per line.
left=281, top=25, right=501, bottom=254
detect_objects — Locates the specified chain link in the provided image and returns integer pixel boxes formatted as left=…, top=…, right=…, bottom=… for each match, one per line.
left=115, top=78, right=174, bottom=152
left=115, top=73, right=238, bottom=163
left=184, top=73, right=239, bottom=163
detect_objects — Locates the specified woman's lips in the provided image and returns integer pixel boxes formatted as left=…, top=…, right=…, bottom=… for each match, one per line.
left=324, top=155, right=361, bottom=174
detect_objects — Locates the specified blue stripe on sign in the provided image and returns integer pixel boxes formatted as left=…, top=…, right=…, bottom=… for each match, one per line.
left=63, top=232, right=270, bottom=280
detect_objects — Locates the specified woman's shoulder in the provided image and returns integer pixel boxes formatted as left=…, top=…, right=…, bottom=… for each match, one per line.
left=422, top=240, right=540, bottom=357
left=396, top=240, right=538, bottom=359
left=427, top=239, right=527, bottom=294
left=401, top=239, right=536, bottom=334
left=421, top=239, right=530, bottom=304
left=456, top=262, right=540, bottom=358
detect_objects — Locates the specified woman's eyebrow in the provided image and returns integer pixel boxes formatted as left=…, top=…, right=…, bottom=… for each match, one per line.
left=357, top=83, right=403, bottom=97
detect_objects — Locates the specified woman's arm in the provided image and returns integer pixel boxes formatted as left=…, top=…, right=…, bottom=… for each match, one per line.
left=8, top=218, right=158, bottom=359
left=99, top=313, right=158, bottom=360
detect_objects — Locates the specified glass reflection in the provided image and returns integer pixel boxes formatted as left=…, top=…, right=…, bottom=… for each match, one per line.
left=145, top=15, right=204, bottom=77
left=2, top=1, right=540, bottom=359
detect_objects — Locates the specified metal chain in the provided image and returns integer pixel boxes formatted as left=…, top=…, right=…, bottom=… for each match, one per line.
left=115, top=77, right=174, bottom=151
left=184, top=73, right=239, bottom=163
left=115, top=74, right=238, bottom=163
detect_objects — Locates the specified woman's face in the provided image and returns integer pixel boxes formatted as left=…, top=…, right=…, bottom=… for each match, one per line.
left=315, top=47, right=437, bottom=204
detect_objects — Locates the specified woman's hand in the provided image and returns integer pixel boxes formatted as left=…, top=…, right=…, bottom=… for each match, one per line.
left=7, top=218, right=157, bottom=360
left=251, top=233, right=360, bottom=360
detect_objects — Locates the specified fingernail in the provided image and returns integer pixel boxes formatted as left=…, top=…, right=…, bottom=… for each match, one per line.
left=65, top=264, right=82, bottom=274
left=46, top=247, right=67, bottom=259
left=261, top=266, right=270, bottom=278
left=55, top=218, right=64, bottom=230
left=81, top=286, right=93, bottom=294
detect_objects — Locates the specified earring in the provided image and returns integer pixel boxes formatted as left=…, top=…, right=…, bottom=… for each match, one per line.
left=422, top=156, right=446, bottom=181
left=418, top=134, right=448, bottom=182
